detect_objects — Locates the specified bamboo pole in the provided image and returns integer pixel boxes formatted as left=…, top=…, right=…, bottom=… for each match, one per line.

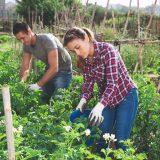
left=123, top=0, right=132, bottom=35
left=77, top=7, right=82, bottom=26
left=134, top=0, right=157, bottom=74
left=10, top=9, right=13, bottom=34
left=28, top=6, right=30, bottom=25
left=2, top=85, right=15, bottom=160
left=73, top=0, right=82, bottom=27
left=133, top=0, right=141, bottom=74
left=105, top=39, right=160, bottom=44
left=31, top=11, right=34, bottom=29
left=35, top=5, right=37, bottom=26
left=81, top=0, right=89, bottom=22
left=144, top=0, right=157, bottom=39
left=41, top=7, right=44, bottom=27
left=90, top=2, right=97, bottom=29
left=102, top=0, right=110, bottom=27
left=64, top=8, right=69, bottom=27
left=137, top=0, right=140, bottom=39
left=112, top=11, right=116, bottom=33
left=70, top=1, right=76, bottom=27
left=74, top=3, right=79, bottom=25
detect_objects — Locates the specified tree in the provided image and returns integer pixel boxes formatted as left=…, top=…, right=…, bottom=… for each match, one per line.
left=15, top=0, right=77, bottom=26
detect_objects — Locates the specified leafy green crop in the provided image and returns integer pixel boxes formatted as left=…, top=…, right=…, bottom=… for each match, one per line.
left=1, top=43, right=159, bottom=160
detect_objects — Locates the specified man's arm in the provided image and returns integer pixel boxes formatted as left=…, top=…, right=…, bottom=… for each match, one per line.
left=20, top=53, right=32, bottom=81
left=37, top=49, right=58, bottom=87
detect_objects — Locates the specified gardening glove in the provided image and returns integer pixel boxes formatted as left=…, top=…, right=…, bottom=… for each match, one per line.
left=89, top=102, right=104, bottom=126
left=28, top=83, right=41, bottom=91
left=76, top=98, right=87, bottom=113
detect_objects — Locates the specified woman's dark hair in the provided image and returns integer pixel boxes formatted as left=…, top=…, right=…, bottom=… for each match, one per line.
left=63, top=27, right=95, bottom=71
left=13, top=22, right=30, bottom=35
left=63, top=27, right=94, bottom=46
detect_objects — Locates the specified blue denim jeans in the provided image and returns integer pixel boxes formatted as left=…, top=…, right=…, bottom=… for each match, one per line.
left=69, top=88, right=138, bottom=151
left=42, top=70, right=72, bottom=104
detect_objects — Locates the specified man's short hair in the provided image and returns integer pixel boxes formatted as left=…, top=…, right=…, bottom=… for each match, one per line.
left=13, top=22, right=30, bottom=35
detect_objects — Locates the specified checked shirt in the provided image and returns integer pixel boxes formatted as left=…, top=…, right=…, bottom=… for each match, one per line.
left=82, top=41, right=136, bottom=107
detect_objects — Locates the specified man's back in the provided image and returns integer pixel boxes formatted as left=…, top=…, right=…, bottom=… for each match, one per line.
left=23, top=34, right=72, bottom=72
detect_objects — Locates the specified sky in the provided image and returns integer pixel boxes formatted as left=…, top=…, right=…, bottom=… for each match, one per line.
left=5, top=0, right=159, bottom=7
left=81, top=0, right=158, bottom=7
left=6, top=0, right=15, bottom=3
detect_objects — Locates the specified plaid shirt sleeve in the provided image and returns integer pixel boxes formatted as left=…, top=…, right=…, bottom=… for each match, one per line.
left=81, top=71, right=94, bottom=100
left=99, top=46, right=119, bottom=107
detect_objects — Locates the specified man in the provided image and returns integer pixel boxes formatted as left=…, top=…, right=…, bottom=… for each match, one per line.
left=13, top=22, right=72, bottom=104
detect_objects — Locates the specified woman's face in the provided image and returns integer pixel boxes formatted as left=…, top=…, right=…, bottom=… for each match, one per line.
left=66, top=37, right=91, bottom=59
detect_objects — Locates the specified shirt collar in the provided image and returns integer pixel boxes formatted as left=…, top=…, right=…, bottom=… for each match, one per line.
left=84, top=40, right=101, bottom=64
left=93, top=40, right=100, bottom=59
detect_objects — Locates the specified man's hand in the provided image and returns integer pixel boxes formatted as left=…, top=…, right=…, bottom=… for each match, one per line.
left=76, top=98, right=87, bottom=113
left=20, top=69, right=29, bottom=82
left=89, top=102, right=104, bottom=126
left=28, top=83, right=41, bottom=91
left=19, top=53, right=32, bottom=81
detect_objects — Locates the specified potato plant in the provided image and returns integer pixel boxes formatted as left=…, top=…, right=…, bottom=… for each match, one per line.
left=0, top=46, right=159, bottom=160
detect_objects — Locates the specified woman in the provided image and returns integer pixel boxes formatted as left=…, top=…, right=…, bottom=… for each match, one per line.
left=63, top=27, right=138, bottom=151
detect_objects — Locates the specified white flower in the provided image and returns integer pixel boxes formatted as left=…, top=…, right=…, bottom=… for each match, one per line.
left=0, top=120, right=4, bottom=124
left=110, top=134, right=115, bottom=140
left=113, top=138, right=117, bottom=142
left=18, top=125, right=23, bottom=132
left=63, top=126, right=72, bottom=132
left=84, top=129, right=91, bottom=136
left=110, top=134, right=117, bottom=141
left=150, top=132, right=155, bottom=138
left=103, top=133, right=110, bottom=141
left=13, top=125, right=23, bottom=133
left=103, top=133, right=117, bottom=142
left=13, top=127, right=18, bottom=133
left=64, top=154, right=69, bottom=158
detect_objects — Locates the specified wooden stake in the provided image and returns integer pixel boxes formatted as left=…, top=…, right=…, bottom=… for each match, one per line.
left=81, top=0, right=89, bottom=22
left=112, top=11, right=116, bottom=33
left=2, top=85, right=15, bottom=160
left=102, top=0, right=110, bottom=27
left=134, top=0, right=157, bottom=74
left=123, top=0, right=132, bottom=35
left=90, top=2, right=97, bottom=29
left=28, top=6, right=30, bottom=25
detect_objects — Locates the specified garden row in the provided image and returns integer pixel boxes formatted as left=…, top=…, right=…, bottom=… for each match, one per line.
left=0, top=43, right=159, bottom=159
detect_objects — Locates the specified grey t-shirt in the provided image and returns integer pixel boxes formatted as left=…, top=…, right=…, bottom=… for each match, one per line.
left=23, top=34, right=72, bottom=72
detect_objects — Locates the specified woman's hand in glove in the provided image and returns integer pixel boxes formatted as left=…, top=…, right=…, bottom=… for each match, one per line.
left=89, top=102, right=104, bottom=126
left=76, top=98, right=86, bottom=113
